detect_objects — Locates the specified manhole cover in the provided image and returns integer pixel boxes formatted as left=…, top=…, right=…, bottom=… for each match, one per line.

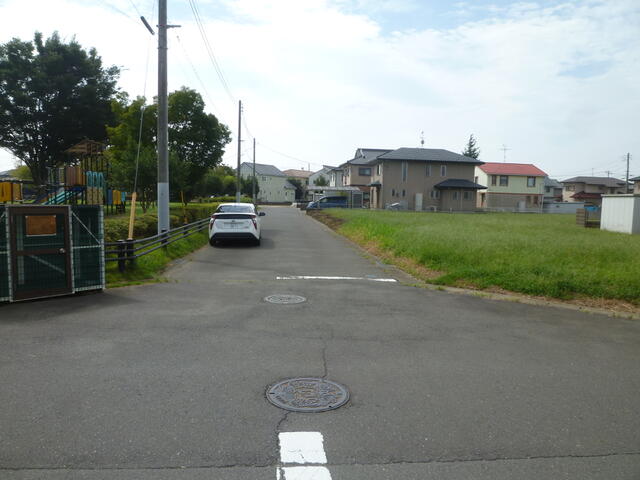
left=267, top=377, right=350, bottom=412
left=264, top=294, right=306, bottom=304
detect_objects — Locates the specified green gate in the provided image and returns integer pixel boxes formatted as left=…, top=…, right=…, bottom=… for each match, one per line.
left=1, top=205, right=104, bottom=303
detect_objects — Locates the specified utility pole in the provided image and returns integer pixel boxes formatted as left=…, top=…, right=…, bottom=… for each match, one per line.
left=626, top=152, right=631, bottom=193
left=252, top=138, right=256, bottom=206
left=236, top=100, right=242, bottom=203
left=157, top=0, right=169, bottom=234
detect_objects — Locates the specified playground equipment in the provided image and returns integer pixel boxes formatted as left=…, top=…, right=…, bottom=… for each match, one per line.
left=42, top=140, right=127, bottom=213
left=0, top=181, right=22, bottom=203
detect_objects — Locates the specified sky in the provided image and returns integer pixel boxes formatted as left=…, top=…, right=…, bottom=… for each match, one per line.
left=0, top=0, right=639, bottom=180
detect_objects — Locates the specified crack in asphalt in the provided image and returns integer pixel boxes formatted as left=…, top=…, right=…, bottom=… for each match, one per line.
left=3, top=450, right=640, bottom=471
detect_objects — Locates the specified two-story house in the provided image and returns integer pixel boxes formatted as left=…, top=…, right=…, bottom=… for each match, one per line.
left=340, top=148, right=392, bottom=207
left=475, top=163, right=547, bottom=210
left=367, top=148, right=485, bottom=211
left=543, top=177, right=563, bottom=205
left=239, top=162, right=295, bottom=203
left=309, top=166, right=334, bottom=186
left=560, top=176, right=627, bottom=206
left=282, top=169, right=312, bottom=186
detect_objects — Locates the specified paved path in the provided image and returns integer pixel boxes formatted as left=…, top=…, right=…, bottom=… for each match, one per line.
left=1, top=206, right=639, bottom=479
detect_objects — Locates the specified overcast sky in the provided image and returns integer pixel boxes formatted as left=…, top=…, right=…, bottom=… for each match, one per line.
left=1, top=0, right=639, bottom=180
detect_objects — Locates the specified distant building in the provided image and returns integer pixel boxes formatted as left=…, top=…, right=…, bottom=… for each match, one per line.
left=282, top=169, right=312, bottom=186
left=543, top=177, right=563, bottom=204
left=475, top=163, right=547, bottom=210
left=309, top=166, right=334, bottom=186
left=560, top=176, right=627, bottom=206
left=631, top=176, right=640, bottom=194
left=239, top=162, right=295, bottom=203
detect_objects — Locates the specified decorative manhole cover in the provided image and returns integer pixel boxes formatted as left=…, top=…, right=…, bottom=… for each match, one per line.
left=264, top=294, right=306, bottom=304
left=267, top=377, right=350, bottom=412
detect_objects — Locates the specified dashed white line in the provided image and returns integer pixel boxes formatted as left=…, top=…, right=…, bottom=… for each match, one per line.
left=277, top=275, right=397, bottom=283
left=277, top=432, right=332, bottom=479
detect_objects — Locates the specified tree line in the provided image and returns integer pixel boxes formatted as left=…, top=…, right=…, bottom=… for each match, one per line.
left=0, top=31, right=238, bottom=208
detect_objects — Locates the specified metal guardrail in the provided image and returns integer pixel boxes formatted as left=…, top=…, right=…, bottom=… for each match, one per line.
left=104, top=217, right=210, bottom=272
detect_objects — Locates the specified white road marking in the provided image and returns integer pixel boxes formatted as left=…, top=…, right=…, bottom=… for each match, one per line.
left=277, top=466, right=332, bottom=479
left=279, top=432, right=327, bottom=464
left=277, top=432, right=332, bottom=479
left=277, top=275, right=397, bottom=283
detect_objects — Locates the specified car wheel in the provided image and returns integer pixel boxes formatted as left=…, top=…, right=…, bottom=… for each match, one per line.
left=255, top=237, right=261, bottom=246
left=209, top=238, right=219, bottom=247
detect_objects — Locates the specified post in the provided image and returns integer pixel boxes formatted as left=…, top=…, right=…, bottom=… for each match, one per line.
left=157, top=0, right=170, bottom=235
left=127, top=191, right=137, bottom=240
left=236, top=100, right=242, bottom=203
left=252, top=137, right=256, bottom=205
left=126, top=238, right=135, bottom=266
left=117, top=240, right=126, bottom=273
left=626, top=153, right=630, bottom=193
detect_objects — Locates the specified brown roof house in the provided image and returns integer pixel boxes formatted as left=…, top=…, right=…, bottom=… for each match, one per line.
left=366, top=148, right=484, bottom=211
left=560, top=176, right=627, bottom=206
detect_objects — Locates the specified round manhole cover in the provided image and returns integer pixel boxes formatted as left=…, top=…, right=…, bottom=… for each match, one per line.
left=264, top=294, right=306, bottom=304
left=267, top=377, right=350, bottom=412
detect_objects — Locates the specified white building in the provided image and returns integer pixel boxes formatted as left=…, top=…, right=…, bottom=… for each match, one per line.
left=309, top=166, right=334, bottom=186
left=239, top=162, right=295, bottom=203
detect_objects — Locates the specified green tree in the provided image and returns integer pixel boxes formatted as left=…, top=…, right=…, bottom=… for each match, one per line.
left=461, top=134, right=480, bottom=159
left=314, top=174, right=328, bottom=186
left=287, top=177, right=305, bottom=200
left=0, top=32, right=119, bottom=190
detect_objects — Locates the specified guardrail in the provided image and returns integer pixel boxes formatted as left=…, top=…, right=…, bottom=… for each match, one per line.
left=105, top=217, right=210, bottom=272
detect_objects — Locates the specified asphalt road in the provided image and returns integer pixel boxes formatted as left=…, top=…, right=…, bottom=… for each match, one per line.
left=1, top=206, right=639, bottom=479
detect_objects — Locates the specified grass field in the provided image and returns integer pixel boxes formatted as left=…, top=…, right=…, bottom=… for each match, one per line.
left=326, top=210, right=640, bottom=305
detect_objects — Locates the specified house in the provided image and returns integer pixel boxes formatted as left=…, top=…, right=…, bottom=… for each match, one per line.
left=631, top=176, right=640, bottom=194
left=543, top=177, right=563, bottom=204
left=309, top=166, right=334, bottom=186
left=239, top=162, right=295, bottom=203
left=560, top=176, right=627, bottom=206
left=340, top=148, right=392, bottom=207
left=475, top=163, right=547, bottom=210
left=328, top=166, right=344, bottom=187
left=282, top=169, right=312, bottom=186
left=366, top=148, right=485, bottom=211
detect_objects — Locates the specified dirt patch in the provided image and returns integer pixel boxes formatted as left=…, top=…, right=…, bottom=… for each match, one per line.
left=309, top=210, right=640, bottom=318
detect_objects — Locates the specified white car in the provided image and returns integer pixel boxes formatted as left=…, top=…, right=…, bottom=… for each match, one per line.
left=209, top=203, right=264, bottom=246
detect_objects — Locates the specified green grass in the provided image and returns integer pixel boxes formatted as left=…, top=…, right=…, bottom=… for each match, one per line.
left=105, top=229, right=209, bottom=287
left=327, top=210, right=640, bottom=304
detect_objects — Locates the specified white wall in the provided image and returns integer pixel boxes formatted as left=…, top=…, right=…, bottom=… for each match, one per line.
left=601, top=195, right=640, bottom=234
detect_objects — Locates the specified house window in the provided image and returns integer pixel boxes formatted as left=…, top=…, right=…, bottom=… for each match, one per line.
left=499, top=175, right=508, bottom=186
left=545, top=186, right=551, bottom=193
left=261, top=176, right=267, bottom=181
left=527, top=176, right=536, bottom=187
left=527, top=195, right=532, bottom=203
left=376, top=164, right=381, bottom=176
left=358, top=167, right=371, bottom=176
left=533, top=196, right=539, bottom=205
left=453, top=191, right=459, bottom=200
left=426, top=165, right=432, bottom=177
left=440, top=165, right=447, bottom=177
left=401, top=161, right=408, bottom=182
left=430, top=190, right=440, bottom=199
left=391, top=188, right=395, bottom=196
left=402, top=189, right=406, bottom=197
left=566, top=184, right=575, bottom=191
left=463, top=191, right=471, bottom=200
left=491, top=175, right=497, bottom=186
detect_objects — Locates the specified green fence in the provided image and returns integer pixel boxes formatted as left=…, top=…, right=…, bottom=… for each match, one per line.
left=0, top=206, right=9, bottom=302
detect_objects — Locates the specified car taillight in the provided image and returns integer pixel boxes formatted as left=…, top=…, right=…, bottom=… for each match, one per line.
left=250, top=214, right=257, bottom=229
left=209, top=214, right=218, bottom=230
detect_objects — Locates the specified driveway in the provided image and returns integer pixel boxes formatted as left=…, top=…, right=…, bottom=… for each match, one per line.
left=1, top=206, right=639, bottom=479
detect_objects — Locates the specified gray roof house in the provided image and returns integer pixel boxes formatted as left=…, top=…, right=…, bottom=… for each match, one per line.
left=560, top=176, right=627, bottom=205
left=341, top=148, right=392, bottom=190
left=309, top=166, right=334, bottom=186
left=366, top=147, right=484, bottom=211
left=239, top=162, right=295, bottom=203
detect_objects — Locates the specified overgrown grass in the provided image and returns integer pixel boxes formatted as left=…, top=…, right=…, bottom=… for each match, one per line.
left=105, top=229, right=209, bottom=287
left=327, top=210, right=640, bottom=304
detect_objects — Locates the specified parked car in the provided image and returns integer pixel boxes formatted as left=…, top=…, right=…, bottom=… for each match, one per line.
left=209, top=203, right=265, bottom=246
left=306, top=196, right=348, bottom=209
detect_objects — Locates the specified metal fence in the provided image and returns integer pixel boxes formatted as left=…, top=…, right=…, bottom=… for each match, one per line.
left=0, top=206, right=9, bottom=301
left=104, top=217, right=210, bottom=272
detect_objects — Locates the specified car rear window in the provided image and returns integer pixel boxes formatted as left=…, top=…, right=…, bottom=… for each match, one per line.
left=217, top=205, right=254, bottom=213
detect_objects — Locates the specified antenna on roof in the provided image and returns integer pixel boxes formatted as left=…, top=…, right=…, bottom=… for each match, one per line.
left=500, top=144, right=511, bottom=162
left=420, top=131, right=425, bottom=148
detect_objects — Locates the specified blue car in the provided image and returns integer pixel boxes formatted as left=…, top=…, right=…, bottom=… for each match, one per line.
left=307, top=196, right=348, bottom=209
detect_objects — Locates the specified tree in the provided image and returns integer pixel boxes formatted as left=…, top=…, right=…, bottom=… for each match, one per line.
left=461, top=134, right=480, bottom=159
left=0, top=32, right=120, bottom=190
left=314, top=174, right=328, bottom=186
left=287, top=177, right=305, bottom=200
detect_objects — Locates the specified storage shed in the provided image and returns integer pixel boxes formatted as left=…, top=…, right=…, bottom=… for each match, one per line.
left=600, top=194, right=640, bottom=234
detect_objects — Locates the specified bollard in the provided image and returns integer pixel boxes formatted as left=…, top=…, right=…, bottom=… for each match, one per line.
left=126, top=238, right=135, bottom=266
left=117, top=240, right=126, bottom=273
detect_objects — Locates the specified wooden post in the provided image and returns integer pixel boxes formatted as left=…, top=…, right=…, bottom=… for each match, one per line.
left=127, top=191, right=137, bottom=240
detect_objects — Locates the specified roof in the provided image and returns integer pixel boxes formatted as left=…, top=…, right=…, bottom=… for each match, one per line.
left=373, top=148, right=483, bottom=165
left=434, top=179, right=486, bottom=190
left=283, top=169, right=312, bottom=179
left=544, top=177, right=562, bottom=188
left=561, top=176, right=626, bottom=187
left=479, top=162, right=547, bottom=176
left=344, top=148, right=393, bottom=166
left=630, top=176, right=640, bottom=182
left=240, top=162, right=285, bottom=177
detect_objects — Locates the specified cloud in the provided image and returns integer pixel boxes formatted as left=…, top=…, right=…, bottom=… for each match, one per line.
left=1, top=0, right=639, bottom=179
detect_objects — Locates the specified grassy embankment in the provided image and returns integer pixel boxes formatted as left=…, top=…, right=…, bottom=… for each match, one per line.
left=104, top=202, right=219, bottom=287
left=322, top=210, right=640, bottom=306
